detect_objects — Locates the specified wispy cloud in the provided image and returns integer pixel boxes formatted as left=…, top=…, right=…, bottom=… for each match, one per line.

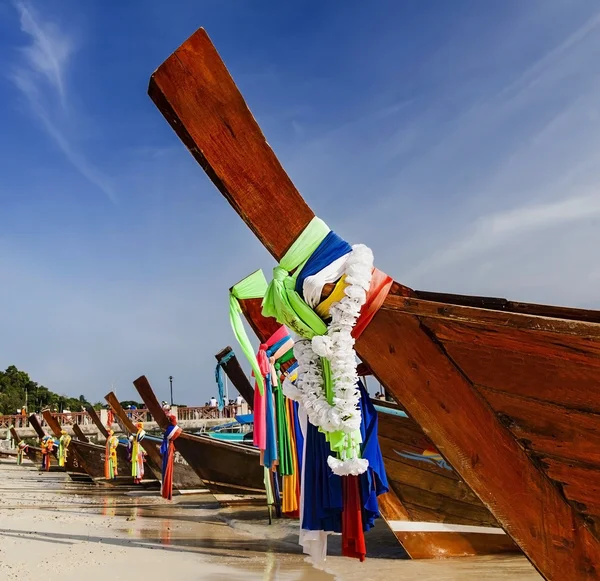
left=407, top=193, right=600, bottom=281
left=11, top=1, right=117, bottom=203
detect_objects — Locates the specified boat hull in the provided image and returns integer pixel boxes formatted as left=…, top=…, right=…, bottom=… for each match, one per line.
left=141, top=436, right=205, bottom=490
left=71, top=440, right=158, bottom=486
left=376, top=405, right=517, bottom=557
left=168, top=433, right=263, bottom=496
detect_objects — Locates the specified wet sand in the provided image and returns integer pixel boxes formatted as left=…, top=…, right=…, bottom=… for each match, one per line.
left=0, top=459, right=540, bottom=580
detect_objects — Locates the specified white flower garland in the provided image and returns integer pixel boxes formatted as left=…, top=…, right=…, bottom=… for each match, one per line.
left=283, top=244, right=374, bottom=476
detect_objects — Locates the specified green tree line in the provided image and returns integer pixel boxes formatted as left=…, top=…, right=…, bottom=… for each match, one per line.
left=0, top=365, right=94, bottom=415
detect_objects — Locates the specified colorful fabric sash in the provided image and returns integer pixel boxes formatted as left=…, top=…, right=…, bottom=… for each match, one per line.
left=253, top=325, right=290, bottom=450
left=295, top=230, right=352, bottom=307
left=104, top=433, right=119, bottom=479
left=58, top=432, right=71, bottom=468
left=353, top=269, right=394, bottom=339
left=41, top=435, right=54, bottom=471
left=17, top=441, right=28, bottom=465
left=161, top=416, right=183, bottom=500
left=215, top=350, right=235, bottom=411
left=131, top=425, right=146, bottom=483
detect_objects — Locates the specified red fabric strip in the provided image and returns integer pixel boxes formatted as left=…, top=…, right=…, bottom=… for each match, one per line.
left=352, top=268, right=393, bottom=340
left=342, top=475, right=366, bottom=561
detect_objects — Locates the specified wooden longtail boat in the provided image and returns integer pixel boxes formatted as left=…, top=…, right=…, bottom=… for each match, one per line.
left=40, top=412, right=94, bottom=483
left=236, top=294, right=517, bottom=558
left=104, top=391, right=204, bottom=491
left=149, top=28, right=600, bottom=579
left=79, top=405, right=159, bottom=485
left=133, top=375, right=265, bottom=496
left=28, top=413, right=74, bottom=473
left=10, top=426, right=40, bottom=464
left=215, top=346, right=254, bottom=408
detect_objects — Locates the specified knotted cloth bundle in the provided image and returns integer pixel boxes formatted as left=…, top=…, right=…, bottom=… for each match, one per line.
left=131, top=423, right=146, bottom=483
left=17, top=441, right=28, bottom=465
left=262, top=216, right=386, bottom=476
left=41, top=435, right=54, bottom=471
left=104, top=430, right=119, bottom=479
left=161, top=415, right=182, bottom=500
left=58, top=430, right=71, bottom=467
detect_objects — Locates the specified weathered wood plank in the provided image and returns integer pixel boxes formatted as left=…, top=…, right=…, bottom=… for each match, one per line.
left=479, top=387, right=600, bottom=466
left=416, top=290, right=600, bottom=324
left=445, top=344, right=600, bottom=414
left=382, top=455, right=483, bottom=508
left=72, top=424, right=90, bottom=442
left=424, top=318, right=600, bottom=368
left=543, top=457, right=600, bottom=520
left=149, top=29, right=313, bottom=259
left=383, top=295, right=600, bottom=339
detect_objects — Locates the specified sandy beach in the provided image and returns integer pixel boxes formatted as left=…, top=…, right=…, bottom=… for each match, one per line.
left=0, top=458, right=541, bottom=580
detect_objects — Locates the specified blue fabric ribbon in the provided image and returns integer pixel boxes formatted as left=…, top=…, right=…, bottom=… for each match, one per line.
left=263, top=374, right=279, bottom=468
left=266, top=335, right=291, bottom=357
left=301, top=380, right=389, bottom=533
left=215, top=350, right=235, bottom=411
left=357, top=380, right=389, bottom=531
left=302, top=420, right=343, bottom=533
left=294, top=230, right=352, bottom=300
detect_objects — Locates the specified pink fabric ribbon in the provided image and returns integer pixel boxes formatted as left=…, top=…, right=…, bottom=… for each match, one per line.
left=253, top=326, right=291, bottom=450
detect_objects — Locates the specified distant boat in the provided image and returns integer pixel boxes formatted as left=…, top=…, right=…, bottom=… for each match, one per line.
left=41, top=410, right=158, bottom=487
left=104, top=391, right=204, bottom=492
left=28, top=414, right=91, bottom=480
left=134, top=375, right=265, bottom=498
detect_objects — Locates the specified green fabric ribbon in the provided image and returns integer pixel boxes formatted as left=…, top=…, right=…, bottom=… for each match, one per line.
left=274, top=368, right=294, bottom=476
left=262, top=217, right=329, bottom=338
left=229, top=270, right=269, bottom=394
left=260, top=216, right=363, bottom=465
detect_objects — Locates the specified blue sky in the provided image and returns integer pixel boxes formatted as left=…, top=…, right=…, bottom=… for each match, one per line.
left=2, top=0, right=600, bottom=406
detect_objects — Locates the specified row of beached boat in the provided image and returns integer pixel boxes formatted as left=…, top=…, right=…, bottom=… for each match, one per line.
left=10, top=334, right=518, bottom=561
left=140, top=27, right=600, bottom=581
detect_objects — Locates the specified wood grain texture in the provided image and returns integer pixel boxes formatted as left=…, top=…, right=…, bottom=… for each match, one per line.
left=149, top=29, right=313, bottom=259
left=148, top=27, right=600, bottom=578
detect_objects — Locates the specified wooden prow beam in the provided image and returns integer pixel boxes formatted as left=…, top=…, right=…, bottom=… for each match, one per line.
left=104, top=392, right=138, bottom=434
left=134, top=376, right=170, bottom=431
left=215, top=346, right=254, bottom=408
left=149, top=28, right=600, bottom=580
left=28, top=414, right=46, bottom=441
left=72, top=424, right=90, bottom=443
left=10, top=427, right=22, bottom=443
left=42, top=411, right=62, bottom=438
left=104, top=391, right=164, bottom=469
left=86, top=406, right=110, bottom=439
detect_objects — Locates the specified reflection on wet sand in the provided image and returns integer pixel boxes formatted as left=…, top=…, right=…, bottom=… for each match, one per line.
left=0, top=459, right=540, bottom=580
